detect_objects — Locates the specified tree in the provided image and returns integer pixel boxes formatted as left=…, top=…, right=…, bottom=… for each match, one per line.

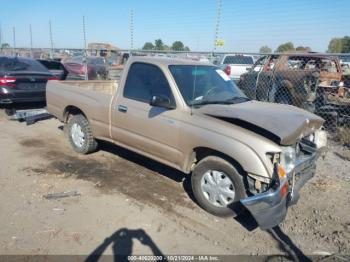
left=275, top=42, right=295, bottom=53
left=296, top=46, right=312, bottom=52
left=327, top=38, right=343, bottom=53
left=184, top=46, right=190, bottom=51
left=259, top=45, right=272, bottom=53
left=163, top=44, right=171, bottom=51
left=154, top=39, right=164, bottom=50
left=142, top=42, right=154, bottom=50
left=1, top=43, right=10, bottom=49
left=171, top=41, right=185, bottom=51
left=341, top=36, right=350, bottom=53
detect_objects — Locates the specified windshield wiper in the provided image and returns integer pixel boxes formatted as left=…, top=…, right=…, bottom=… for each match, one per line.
left=190, top=97, right=250, bottom=107
left=190, top=100, right=234, bottom=107
left=224, top=97, right=251, bottom=103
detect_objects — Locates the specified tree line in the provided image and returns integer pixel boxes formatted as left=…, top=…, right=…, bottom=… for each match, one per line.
left=260, top=36, right=350, bottom=54
left=142, top=39, right=190, bottom=51
left=2, top=35, right=349, bottom=53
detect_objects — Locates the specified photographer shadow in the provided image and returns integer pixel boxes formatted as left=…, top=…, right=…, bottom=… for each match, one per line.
left=85, top=228, right=166, bottom=262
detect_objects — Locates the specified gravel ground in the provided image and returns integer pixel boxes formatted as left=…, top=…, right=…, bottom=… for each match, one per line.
left=0, top=108, right=349, bottom=261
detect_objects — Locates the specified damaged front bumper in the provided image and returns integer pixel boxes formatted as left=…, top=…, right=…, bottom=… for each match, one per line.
left=241, top=149, right=320, bottom=230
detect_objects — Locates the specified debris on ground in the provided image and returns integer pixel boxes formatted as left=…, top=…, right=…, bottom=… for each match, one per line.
left=43, top=191, right=80, bottom=200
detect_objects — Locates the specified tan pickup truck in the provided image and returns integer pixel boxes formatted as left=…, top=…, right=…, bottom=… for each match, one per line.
left=47, top=57, right=327, bottom=229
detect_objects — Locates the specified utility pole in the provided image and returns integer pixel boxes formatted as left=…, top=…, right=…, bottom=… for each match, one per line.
left=13, top=26, right=16, bottom=55
left=29, top=24, right=33, bottom=57
left=49, top=20, right=54, bottom=59
left=0, top=23, right=2, bottom=48
left=82, top=16, right=88, bottom=80
left=213, top=0, right=222, bottom=52
left=82, top=16, right=87, bottom=54
left=129, top=10, right=134, bottom=51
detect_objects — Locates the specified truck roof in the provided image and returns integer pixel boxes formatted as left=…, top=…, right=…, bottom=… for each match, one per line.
left=127, top=56, right=214, bottom=67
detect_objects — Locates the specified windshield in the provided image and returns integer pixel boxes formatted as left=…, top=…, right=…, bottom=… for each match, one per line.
left=169, top=65, right=248, bottom=106
left=223, top=56, right=254, bottom=65
left=0, top=57, right=49, bottom=72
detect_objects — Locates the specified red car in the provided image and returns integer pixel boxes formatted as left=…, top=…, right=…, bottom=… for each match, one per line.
left=63, top=56, right=108, bottom=80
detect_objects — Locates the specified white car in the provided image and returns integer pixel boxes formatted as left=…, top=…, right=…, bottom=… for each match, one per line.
left=218, top=54, right=255, bottom=82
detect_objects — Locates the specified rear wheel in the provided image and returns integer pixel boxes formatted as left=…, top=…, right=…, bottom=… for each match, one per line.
left=67, top=114, right=98, bottom=154
left=191, top=156, right=246, bottom=217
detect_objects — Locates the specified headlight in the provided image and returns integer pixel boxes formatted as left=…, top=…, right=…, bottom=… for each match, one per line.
left=314, top=129, right=327, bottom=149
left=280, top=146, right=296, bottom=174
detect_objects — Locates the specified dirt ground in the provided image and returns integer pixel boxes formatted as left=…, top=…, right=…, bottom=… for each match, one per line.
left=0, top=108, right=349, bottom=260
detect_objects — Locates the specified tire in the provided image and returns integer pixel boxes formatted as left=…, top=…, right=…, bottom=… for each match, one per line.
left=4, top=108, right=15, bottom=116
left=66, top=114, right=98, bottom=154
left=191, top=156, right=247, bottom=217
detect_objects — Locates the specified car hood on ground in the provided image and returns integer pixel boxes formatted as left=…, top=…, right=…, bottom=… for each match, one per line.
left=195, top=100, right=324, bottom=145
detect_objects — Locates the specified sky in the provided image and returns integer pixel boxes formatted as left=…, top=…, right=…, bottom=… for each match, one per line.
left=0, top=0, right=349, bottom=52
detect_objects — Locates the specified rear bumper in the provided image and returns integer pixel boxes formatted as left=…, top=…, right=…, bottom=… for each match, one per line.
left=241, top=150, right=319, bottom=230
left=0, top=88, right=45, bottom=104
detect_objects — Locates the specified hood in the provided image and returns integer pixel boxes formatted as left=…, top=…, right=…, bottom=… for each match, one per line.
left=195, top=101, right=324, bottom=145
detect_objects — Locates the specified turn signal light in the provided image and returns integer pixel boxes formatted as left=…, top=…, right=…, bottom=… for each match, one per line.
left=278, top=165, right=286, bottom=179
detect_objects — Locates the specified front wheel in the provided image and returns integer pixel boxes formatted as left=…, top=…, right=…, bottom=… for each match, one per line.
left=66, top=114, right=98, bottom=154
left=191, top=156, right=247, bottom=217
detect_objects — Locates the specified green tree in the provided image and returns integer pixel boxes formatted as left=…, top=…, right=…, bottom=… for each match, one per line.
left=342, top=36, right=350, bottom=53
left=275, top=42, right=295, bottom=53
left=163, top=44, right=171, bottom=51
left=296, top=46, right=311, bottom=52
left=1, top=43, right=10, bottom=49
left=184, top=46, right=190, bottom=51
left=259, top=45, right=272, bottom=53
left=154, top=39, right=164, bottom=50
left=327, top=38, right=343, bottom=53
left=171, top=41, right=185, bottom=51
left=142, top=42, right=154, bottom=50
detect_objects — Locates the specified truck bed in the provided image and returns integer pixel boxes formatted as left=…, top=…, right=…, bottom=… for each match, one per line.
left=57, top=80, right=119, bottom=95
left=47, top=80, right=119, bottom=139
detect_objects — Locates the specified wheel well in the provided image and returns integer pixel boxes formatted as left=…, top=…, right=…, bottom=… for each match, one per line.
left=193, top=147, right=246, bottom=175
left=63, top=106, right=86, bottom=123
left=192, top=147, right=250, bottom=193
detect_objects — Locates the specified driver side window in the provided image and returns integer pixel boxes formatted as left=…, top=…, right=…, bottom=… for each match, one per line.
left=123, top=62, right=174, bottom=105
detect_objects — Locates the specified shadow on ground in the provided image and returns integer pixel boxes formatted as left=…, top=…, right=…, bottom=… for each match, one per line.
left=85, top=228, right=166, bottom=262
left=265, top=226, right=311, bottom=262
left=98, top=140, right=197, bottom=203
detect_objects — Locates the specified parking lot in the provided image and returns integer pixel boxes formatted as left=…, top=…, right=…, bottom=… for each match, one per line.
left=0, top=108, right=349, bottom=259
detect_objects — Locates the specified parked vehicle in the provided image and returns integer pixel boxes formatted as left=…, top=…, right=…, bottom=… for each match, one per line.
left=37, top=59, right=68, bottom=80
left=0, top=56, right=57, bottom=104
left=63, top=56, right=108, bottom=80
left=218, top=54, right=255, bottom=82
left=47, top=57, right=327, bottom=229
left=238, top=54, right=350, bottom=125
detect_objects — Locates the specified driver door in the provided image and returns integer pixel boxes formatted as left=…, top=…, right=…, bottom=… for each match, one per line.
left=112, top=62, right=183, bottom=167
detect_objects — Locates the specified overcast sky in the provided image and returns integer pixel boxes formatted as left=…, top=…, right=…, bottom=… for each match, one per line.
left=1, top=0, right=349, bottom=52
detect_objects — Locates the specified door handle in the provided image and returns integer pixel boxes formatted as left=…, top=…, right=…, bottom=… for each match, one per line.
left=118, top=105, right=128, bottom=113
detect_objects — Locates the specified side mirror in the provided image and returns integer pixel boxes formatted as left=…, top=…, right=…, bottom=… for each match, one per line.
left=150, top=95, right=175, bottom=109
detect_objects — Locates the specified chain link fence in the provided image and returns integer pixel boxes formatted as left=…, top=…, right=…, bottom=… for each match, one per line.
left=1, top=47, right=350, bottom=132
